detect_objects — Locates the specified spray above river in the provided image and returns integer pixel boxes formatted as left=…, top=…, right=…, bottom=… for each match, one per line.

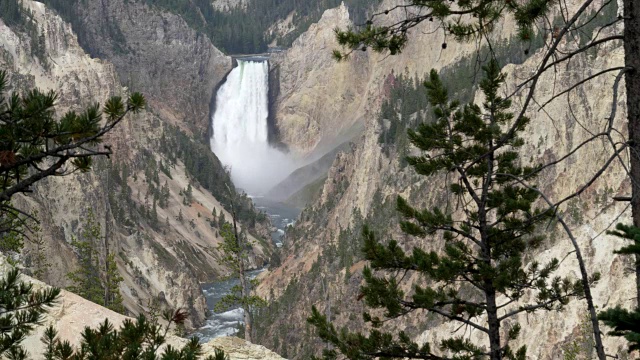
left=210, top=60, right=295, bottom=195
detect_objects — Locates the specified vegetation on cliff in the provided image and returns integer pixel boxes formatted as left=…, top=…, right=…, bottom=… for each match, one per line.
left=66, top=209, right=125, bottom=314
left=38, top=0, right=379, bottom=55
left=215, top=206, right=266, bottom=342
left=0, top=0, right=48, bottom=69
left=0, top=268, right=59, bottom=358
left=323, top=0, right=638, bottom=357
left=599, top=224, right=640, bottom=353
left=246, top=0, right=640, bottom=358
left=309, top=60, right=589, bottom=360
left=138, top=0, right=380, bottom=54
left=0, top=68, right=145, bottom=242
left=0, top=66, right=236, bottom=359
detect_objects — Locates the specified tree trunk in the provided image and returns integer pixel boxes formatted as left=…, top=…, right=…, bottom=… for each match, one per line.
left=104, top=161, right=110, bottom=308
left=573, top=236, right=607, bottom=360
left=625, top=0, right=640, bottom=305
left=230, top=201, right=253, bottom=343
left=238, top=244, right=253, bottom=342
left=485, top=288, right=501, bottom=360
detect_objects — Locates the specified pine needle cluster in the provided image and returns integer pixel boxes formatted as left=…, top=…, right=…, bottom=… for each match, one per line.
left=332, top=0, right=556, bottom=59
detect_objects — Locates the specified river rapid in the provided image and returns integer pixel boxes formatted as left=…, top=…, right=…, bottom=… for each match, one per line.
left=192, top=198, right=299, bottom=341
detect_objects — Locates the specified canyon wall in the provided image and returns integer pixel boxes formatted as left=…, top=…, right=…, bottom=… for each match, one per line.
left=270, top=1, right=514, bottom=156
left=259, top=0, right=633, bottom=358
left=65, top=0, right=232, bottom=135
left=0, top=0, right=271, bottom=329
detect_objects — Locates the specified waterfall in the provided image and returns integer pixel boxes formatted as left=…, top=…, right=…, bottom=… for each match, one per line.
left=210, top=60, right=294, bottom=195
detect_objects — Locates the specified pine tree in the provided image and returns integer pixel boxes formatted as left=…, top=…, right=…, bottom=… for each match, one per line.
left=105, top=253, right=125, bottom=314
left=159, top=181, right=170, bottom=208
left=331, top=2, right=632, bottom=357
left=0, top=267, right=222, bottom=359
left=67, top=209, right=125, bottom=313
left=0, top=68, right=143, bottom=356
left=308, top=61, right=585, bottom=360
left=28, top=218, right=50, bottom=280
left=0, top=206, right=25, bottom=255
left=151, top=197, right=159, bottom=228
left=215, top=193, right=265, bottom=343
left=184, top=183, right=194, bottom=205
left=40, top=308, right=229, bottom=359
left=218, top=212, right=226, bottom=229
left=66, top=209, right=104, bottom=304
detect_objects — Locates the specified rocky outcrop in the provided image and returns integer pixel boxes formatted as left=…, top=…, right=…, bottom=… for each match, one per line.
left=212, top=0, right=247, bottom=12
left=67, top=0, right=232, bottom=134
left=266, top=141, right=351, bottom=203
left=270, top=1, right=498, bottom=156
left=6, top=257, right=284, bottom=359
left=200, top=338, right=285, bottom=360
left=270, top=4, right=369, bottom=154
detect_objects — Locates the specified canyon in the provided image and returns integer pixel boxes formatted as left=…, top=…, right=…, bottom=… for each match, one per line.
left=0, top=0, right=636, bottom=358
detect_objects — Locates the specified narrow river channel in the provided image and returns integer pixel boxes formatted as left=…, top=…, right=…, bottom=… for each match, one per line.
left=192, top=197, right=300, bottom=341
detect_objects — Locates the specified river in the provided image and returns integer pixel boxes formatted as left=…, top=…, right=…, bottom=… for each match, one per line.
left=192, top=198, right=300, bottom=341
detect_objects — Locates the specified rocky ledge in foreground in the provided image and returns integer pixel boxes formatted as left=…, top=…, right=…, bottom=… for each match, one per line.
left=16, top=270, right=285, bottom=359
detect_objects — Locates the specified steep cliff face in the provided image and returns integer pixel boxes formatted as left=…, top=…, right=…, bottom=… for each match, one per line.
left=60, top=0, right=232, bottom=134
left=0, top=0, right=271, bottom=330
left=0, top=0, right=121, bottom=297
left=259, top=0, right=632, bottom=358
left=270, top=4, right=369, bottom=155
left=270, top=1, right=506, bottom=155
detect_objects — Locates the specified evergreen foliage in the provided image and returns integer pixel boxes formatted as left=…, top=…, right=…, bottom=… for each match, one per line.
left=26, top=219, right=51, bottom=280
left=160, top=125, right=263, bottom=227
left=0, top=207, right=25, bottom=255
left=66, top=209, right=103, bottom=304
left=598, top=223, right=640, bottom=353
left=0, top=0, right=22, bottom=26
left=0, top=270, right=226, bottom=360
left=67, top=209, right=124, bottom=314
left=308, top=61, right=587, bottom=360
left=215, top=223, right=266, bottom=314
left=141, top=0, right=379, bottom=54
left=332, top=0, right=555, bottom=59
left=330, top=0, right=624, bottom=358
left=104, top=253, right=125, bottom=314
left=105, top=157, right=170, bottom=232
left=0, top=68, right=144, bottom=358
left=0, top=69, right=145, bottom=240
left=377, top=34, right=545, bottom=167
left=39, top=309, right=229, bottom=360
left=0, top=268, right=59, bottom=359
left=0, top=0, right=49, bottom=69
left=215, top=197, right=265, bottom=343
left=598, top=306, right=640, bottom=353
left=184, top=183, right=194, bottom=205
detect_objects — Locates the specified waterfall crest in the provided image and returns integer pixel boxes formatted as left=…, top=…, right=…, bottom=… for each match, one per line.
left=210, top=60, right=294, bottom=194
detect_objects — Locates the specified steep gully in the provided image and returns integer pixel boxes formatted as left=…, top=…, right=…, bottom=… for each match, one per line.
left=196, top=59, right=300, bottom=340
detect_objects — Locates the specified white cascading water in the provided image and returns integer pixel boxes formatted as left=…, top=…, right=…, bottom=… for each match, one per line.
left=210, top=60, right=294, bottom=194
